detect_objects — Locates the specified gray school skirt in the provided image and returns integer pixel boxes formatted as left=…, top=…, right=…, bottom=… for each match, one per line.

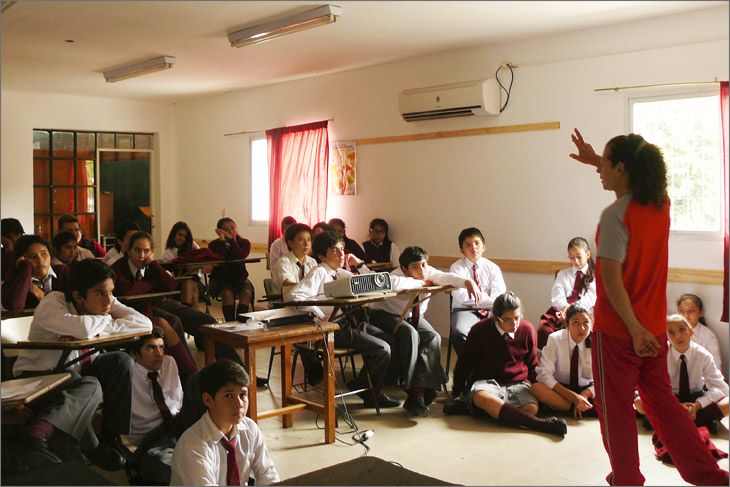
left=468, top=379, right=538, bottom=409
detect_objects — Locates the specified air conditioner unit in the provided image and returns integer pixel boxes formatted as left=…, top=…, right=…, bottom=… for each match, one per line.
left=323, top=272, right=392, bottom=298
left=399, top=79, right=500, bottom=122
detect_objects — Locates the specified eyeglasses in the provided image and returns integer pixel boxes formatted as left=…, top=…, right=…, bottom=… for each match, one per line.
left=497, top=315, right=521, bottom=325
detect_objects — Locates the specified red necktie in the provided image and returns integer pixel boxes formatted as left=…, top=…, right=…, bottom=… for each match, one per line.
left=567, top=270, right=584, bottom=304
left=411, top=301, right=420, bottom=326
left=570, top=345, right=579, bottom=388
left=472, top=264, right=488, bottom=317
left=148, top=371, right=173, bottom=425
left=678, top=354, right=690, bottom=402
left=220, top=436, right=241, bottom=486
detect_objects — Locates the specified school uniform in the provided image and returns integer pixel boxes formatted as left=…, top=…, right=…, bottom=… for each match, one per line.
left=13, top=291, right=152, bottom=439
left=208, top=235, right=253, bottom=296
left=343, top=236, right=367, bottom=261
left=268, top=237, right=289, bottom=270
left=362, top=239, right=400, bottom=268
left=690, top=324, right=722, bottom=373
left=667, top=341, right=728, bottom=421
left=368, top=266, right=466, bottom=391
left=160, top=241, right=200, bottom=263
left=289, top=263, right=393, bottom=391
left=1, top=261, right=68, bottom=310
left=536, top=328, right=594, bottom=395
left=270, top=251, right=317, bottom=298
left=80, top=238, right=106, bottom=258
left=51, top=245, right=95, bottom=266
left=449, top=256, right=506, bottom=354
left=170, top=411, right=279, bottom=486
left=550, top=265, right=596, bottom=310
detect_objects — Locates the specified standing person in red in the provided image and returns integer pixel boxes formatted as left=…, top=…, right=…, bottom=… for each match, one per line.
left=570, top=128, right=728, bottom=486
left=208, top=217, right=254, bottom=322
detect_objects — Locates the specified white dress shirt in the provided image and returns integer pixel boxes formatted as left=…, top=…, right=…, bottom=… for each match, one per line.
left=288, top=263, right=370, bottom=319
left=550, top=265, right=596, bottom=310
left=31, top=267, right=58, bottom=294
left=270, top=252, right=318, bottom=299
left=668, top=341, right=728, bottom=409
left=268, top=237, right=289, bottom=270
left=128, top=355, right=183, bottom=446
left=691, top=324, right=722, bottom=372
left=160, top=241, right=201, bottom=263
left=170, top=411, right=279, bottom=486
left=368, top=266, right=467, bottom=318
left=13, top=291, right=153, bottom=375
left=102, top=247, right=123, bottom=266
left=536, top=328, right=594, bottom=395
left=449, top=256, right=506, bottom=310
left=51, top=246, right=95, bottom=266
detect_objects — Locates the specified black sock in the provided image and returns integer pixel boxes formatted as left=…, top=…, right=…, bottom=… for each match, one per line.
left=222, top=305, right=236, bottom=321
left=696, top=402, right=724, bottom=423
left=497, top=404, right=547, bottom=431
left=236, top=302, right=249, bottom=316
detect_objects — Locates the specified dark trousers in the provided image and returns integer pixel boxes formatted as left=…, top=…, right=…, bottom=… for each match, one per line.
left=369, top=310, right=442, bottom=390
left=334, top=316, right=392, bottom=391
left=85, top=351, right=134, bottom=438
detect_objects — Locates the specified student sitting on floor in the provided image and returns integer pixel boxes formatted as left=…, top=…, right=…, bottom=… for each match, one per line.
left=12, top=258, right=153, bottom=468
left=538, top=237, right=597, bottom=349
left=676, top=293, right=722, bottom=371
left=368, top=246, right=479, bottom=417
left=1, top=235, right=68, bottom=310
left=634, top=314, right=728, bottom=431
left=531, top=304, right=596, bottom=418
left=171, top=360, right=280, bottom=486
left=328, top=217, right=368, bottom=262
left=208, top=217, right=255, bottom=321
left=268, top=215, right=296, bottom=271
left=449, top=227, right=507, bottom=355
left=161, top=221, right=202, bottom=310
left=270, top=223, right=317, bottom=300
left=448, top=291, right=567, bottom=436
left=362, top=218, right=400, bottom=268
left=124, top=326, right=197, bottom=485
left=1, top=217, right=25, bottom=280
left=57, top=214, right=106, bottom=258
left=102, top=220, right=142, bottom=266
left=51, top=230, right=94, bottom=265
left=289, top=230, right=400, bottom=409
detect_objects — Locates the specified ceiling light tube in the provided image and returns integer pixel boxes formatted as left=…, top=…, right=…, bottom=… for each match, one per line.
left=102, top=55, right=176, bottom=83
left=228, top=4, right=342, bottom=48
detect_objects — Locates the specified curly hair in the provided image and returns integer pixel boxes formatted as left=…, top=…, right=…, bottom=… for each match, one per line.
left=605, top=134, right=668, bottom=208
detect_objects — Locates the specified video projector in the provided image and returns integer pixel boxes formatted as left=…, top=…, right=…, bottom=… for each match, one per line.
left=323, top=272, right=392, bottom=298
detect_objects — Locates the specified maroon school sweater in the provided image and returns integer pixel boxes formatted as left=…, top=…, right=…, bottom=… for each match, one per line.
left=452, top=317, right=538, bottom=397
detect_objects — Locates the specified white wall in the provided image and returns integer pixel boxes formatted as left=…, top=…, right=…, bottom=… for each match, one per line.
left=1, top=91, right=177, bottom=246
left=173, top=5, right=729, bottom=368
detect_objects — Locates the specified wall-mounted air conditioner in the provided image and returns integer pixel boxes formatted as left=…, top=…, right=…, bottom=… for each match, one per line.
left=398, top=79, right=500, bottom=122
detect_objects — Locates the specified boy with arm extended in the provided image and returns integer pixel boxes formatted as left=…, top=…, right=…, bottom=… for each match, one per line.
left=171, top=360, right=279, bottom=486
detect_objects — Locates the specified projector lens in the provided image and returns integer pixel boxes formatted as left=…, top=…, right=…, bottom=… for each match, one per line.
left=373, top=273, right=386, bottom=287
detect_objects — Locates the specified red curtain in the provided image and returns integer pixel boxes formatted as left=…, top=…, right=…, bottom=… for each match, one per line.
left=266, top=121, right=329, bottom=248
left=720, top=81, right=728, bottom=322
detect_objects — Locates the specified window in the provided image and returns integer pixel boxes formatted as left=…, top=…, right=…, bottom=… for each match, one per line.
left=32, top=129, right=153, bottom=240
left=250, top=136, right=269, bottom=223
left=630, top=90, right=723, bottom=234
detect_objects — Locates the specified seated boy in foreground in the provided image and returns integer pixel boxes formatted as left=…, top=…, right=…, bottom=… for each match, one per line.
left=170, top=360, right=279, bottom=486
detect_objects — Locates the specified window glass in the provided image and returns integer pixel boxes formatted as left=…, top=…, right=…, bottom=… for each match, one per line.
left=250, top=137, right=269, bottom=223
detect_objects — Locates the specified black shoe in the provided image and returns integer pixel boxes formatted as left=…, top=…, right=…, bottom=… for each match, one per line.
left=24, top=437, right=62, bottom=467
left=404, top=396, right=430, bottom=417
left=85, top=442, right=125, bottom=471
left=256, top=377, right=269, bottom=388
left=443, top=398, right=470, bottom=416
left=541, top=416, right=568, bottom=436
left=424, top=388, right=438, bottom=406
left=363, top=392, right=400, bottom=409
left=300, top=350, right=323, bottom=386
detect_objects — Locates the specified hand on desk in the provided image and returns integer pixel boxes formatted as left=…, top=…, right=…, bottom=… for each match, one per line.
left=465, top=279, right=481, bottom=304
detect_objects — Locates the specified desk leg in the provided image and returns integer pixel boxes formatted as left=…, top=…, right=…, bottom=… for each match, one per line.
left=245, top=346, right=258, bottom=422
left=281, top=343, right=293, bottom=428
left=204, top=337, right=216, bottom=366
left=324, top=331, right=335, bottom=444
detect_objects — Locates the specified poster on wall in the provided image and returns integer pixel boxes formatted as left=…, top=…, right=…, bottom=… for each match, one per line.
left=330, top=140, right=357, bottom=195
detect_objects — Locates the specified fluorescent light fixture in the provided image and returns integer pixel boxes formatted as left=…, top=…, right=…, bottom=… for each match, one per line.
left=228, top=4, right=342, bottom=48
left=102, top=56, right=175, bottom=83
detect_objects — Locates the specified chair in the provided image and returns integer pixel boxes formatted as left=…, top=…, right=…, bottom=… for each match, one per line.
left=445, top=295, right=456, bottom=377
left=1, top=315, right=34, bottom=380
left=262, top=278, right=283, bottom=383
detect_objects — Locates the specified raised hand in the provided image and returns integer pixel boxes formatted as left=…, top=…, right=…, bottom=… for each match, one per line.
left=570, top=128, right=602, bottom=167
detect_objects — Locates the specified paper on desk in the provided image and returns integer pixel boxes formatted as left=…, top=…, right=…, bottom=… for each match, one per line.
left=215, top=322, right=265, bottom=332
left=1, top=379, right=42, bottom=399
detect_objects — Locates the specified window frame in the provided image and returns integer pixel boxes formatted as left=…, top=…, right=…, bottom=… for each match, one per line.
left=627, top=86, right=725, bottom=242
left=248, top=133, right=269, bottom=226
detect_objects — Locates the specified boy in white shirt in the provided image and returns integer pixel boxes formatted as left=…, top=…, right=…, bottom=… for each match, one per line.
left=368, top=246, right=479, bottom=416
left=270, top=223, right=317, bottom=300
left=171, top=360, right=279, bottom=486
left=268, top=216, right=296, bottom=271
left=449, top=227, right=506, bottom=354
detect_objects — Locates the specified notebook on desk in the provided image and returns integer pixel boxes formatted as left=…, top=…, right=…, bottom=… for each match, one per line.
left=237, top=308, right=316, bottom=327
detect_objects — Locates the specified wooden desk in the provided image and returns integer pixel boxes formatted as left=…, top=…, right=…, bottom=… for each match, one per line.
left=3, top=330, right=149, bottom=371
left=200, top=321, right=340, bottom=444
left=282, top=293, right=397, bottom=322
left=367, top=262, right=396, bottom=272
left=394, top=284, right=455, bottom=332
left=117, top=290, right=181, bottom=302
left=162, top=257, right=264, bottom=277
left=1, top=309, right=35, bottom=319
left=1, top=372, right=71, bottom=408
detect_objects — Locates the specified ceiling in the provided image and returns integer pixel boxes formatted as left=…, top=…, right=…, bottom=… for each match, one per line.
left=1, top=1, right=724, bottom=101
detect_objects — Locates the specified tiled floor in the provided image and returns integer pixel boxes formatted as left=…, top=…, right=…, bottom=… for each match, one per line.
left=93, top=302, right=729, bottom=485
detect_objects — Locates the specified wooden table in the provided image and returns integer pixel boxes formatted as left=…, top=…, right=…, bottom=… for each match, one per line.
left=2, top=330, right=150, bottom=371
left=200, top=321, right=340, bottom=444
left=394, top=284, right=455, bottom=332
left=162, top=257, right=264, bottom=277
left=1, top=372, right=71, bottom=408
left=282, top=293, right=397, bottom=322
left=116, top=290, right=181, bottom=303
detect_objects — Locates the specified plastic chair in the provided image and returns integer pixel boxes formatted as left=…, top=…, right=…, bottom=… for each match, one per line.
left=1, top=315, right=33, bottom=380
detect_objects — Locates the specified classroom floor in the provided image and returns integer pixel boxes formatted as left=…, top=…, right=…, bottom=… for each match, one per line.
left=92, top=301, right=729, bottom=486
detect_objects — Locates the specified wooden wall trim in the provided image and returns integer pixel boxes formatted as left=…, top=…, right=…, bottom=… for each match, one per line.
left=355, top=121, right=560, bottom=146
